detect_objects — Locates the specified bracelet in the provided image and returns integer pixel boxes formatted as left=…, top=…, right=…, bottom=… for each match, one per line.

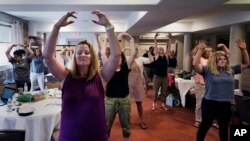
left=105, top=25, right=114, bottom=31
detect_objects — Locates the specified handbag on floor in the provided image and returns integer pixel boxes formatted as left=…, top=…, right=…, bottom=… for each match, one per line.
left=166, top=94, right=174, bottom=107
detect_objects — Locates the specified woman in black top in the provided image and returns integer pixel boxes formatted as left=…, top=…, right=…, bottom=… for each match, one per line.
left=151, top=32, right=171, bottom=111
left=105, top=33, right=137, bottom=141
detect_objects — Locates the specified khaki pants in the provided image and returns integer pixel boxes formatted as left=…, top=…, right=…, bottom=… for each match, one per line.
left=195, top=84, right=205, bottom=122
left=105, top=96, right=131, bottom=137
left=153, top=75, right=167, bottom=102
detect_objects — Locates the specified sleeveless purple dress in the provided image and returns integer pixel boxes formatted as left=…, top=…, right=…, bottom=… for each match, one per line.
left=59, top=73, right=108, bottom=141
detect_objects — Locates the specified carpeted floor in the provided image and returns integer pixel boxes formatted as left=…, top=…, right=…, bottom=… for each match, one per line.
left=109, top=89, right=219, bottom=141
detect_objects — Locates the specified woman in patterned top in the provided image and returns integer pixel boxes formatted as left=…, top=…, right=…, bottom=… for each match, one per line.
left=123, top=34, right=153, bottom=129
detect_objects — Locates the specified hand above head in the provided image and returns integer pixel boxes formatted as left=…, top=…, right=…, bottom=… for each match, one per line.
left=55, top=11, right=77, bottom=28
left=29, top=38, right=35, bottom=43
left=217, top=43, right=225, bottom=49
left=95, top=32, right=100, bottom=37
left=91, top=10, right=111, bottom=27
left=168, top=33, right=172, bottom=38
left=235, top=39, right=247, bottom=50
left=155, top=32, right=160, bottom=38
left=121, top=32, right=133, bottom=41
left=19, top=44, right=28, bottom=48
left=197, top=40, right=206, bottom=50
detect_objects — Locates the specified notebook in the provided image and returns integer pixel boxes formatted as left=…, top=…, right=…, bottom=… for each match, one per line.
left=0, top=87, right=16, bottom=105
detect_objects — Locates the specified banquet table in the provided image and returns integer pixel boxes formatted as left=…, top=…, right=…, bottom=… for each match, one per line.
left=0, top=90, right=61, bottom=141
left=175, top=78, right=195, bottom=107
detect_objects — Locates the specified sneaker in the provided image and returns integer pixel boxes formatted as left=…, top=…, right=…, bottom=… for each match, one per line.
left=139, top=122, right=147, bottom=129
left=193, top=121, right=200, bottom=128
left=152, top=105, right=156, bottom=111
left=212, top=123, right=219, bottom=129
left=161, top=105, right=168, bottom=111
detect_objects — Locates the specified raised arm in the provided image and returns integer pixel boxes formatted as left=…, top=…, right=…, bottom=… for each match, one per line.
left=217, top=43, right=230, bottom=55
left=95, top=33, right=101, bottom=52
left=121, top=32, right=137, bottom=69
left=193, top=40, right=207, bottom=73
left=235, top=39, right=250, bottom=70
left=20, top=43, right=34, bottom=59
left=166, top=33, right=172, bottom=57
left=43, top=11, right=76, bottom=81
left=5, top=44, right=17, bottom=60
left=140, top=52, right=154, bottom=65
left=59, top=47, right=68, bottom=60
left=154, top=32, right=160, bottom=59
left=95, top=33, right=104, bottom=67
left=92, top=10, right=121, bottom=82
left=191, top=41, right=199, bottom=57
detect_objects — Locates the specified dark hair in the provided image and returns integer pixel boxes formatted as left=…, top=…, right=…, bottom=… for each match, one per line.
left=34, top=48, right=42, bottom=56
left=13, top=49, right=25, bottom=57
left=121, top=52, right=127, bottom=66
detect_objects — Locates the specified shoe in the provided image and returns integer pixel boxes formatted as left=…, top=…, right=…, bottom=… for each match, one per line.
left=161, top=105, right=168, bottom=111
left=139, top=122, right=147, bottom=129
left=152, top=106, right=156, bottom=111
left=193, top=121, right=200, bottom=128
left=212, top=123, right=219, bottom=129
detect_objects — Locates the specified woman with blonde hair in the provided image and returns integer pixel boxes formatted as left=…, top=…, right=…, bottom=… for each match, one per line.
left=43, top=10, right=121, bottom=141
left=192, top=43, right=229, bottom=128
left=193, top=39, right=249, bottom=141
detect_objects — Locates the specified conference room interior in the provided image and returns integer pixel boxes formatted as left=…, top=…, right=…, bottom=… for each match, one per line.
left=0, top=0, right=250, bottom=141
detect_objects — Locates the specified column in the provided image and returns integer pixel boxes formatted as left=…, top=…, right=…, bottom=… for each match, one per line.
left=229, top=24, right=246, bottom=65
left=229, top=24, right=246, bottom=89
left=175, top=37, right=184, bottom=70
left=183, top=33, right=192, bottom=72
left=28, top=22, right=37, bottom=36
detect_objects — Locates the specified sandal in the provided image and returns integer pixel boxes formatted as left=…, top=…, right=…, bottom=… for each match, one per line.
left=161, top=105, right=168, bottom=111
left=212, top=123, right=219, bottom=129
left=152, top=106, right=156, bottom=111
left=139, top=122, right=147, bottom=129
left=193, top=121, right=200, bottom=128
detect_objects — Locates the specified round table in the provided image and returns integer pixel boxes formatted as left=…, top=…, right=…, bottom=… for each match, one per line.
left=0, top=93, right=61, bottom=141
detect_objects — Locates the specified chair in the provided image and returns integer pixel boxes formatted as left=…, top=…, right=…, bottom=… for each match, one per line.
left=234, top=95, right=250, bottom=125
left=0, top=130, right=25, bottom=141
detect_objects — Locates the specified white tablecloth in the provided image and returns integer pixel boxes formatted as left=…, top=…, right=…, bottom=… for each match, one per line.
left=175, top=78, right=195, bottom=107
left=0, top=97, right=61, bottom=141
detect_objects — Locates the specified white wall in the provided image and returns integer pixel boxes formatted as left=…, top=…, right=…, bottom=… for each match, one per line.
left=29, top=21, right=126, bottom=34
left=0, top=43, right=12, bottom=67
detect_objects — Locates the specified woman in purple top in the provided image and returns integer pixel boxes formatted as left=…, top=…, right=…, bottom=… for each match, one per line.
left=43, top=11, right=121, bottom=141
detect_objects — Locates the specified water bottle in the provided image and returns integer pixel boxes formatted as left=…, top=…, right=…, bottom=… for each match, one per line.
left=24, top=83, right=28, bottom=92
left=6, top=98, right=12, bottom=112
left=45, top=86, right=49, bottom=95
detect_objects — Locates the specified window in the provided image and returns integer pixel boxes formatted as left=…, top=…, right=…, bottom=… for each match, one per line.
left=0, top=23, right=11, bottom=43
left=0, top=23, right=12, bottom=66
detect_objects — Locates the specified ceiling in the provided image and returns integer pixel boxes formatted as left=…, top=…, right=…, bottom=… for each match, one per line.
left=1, top=0, right=250, bottom=36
